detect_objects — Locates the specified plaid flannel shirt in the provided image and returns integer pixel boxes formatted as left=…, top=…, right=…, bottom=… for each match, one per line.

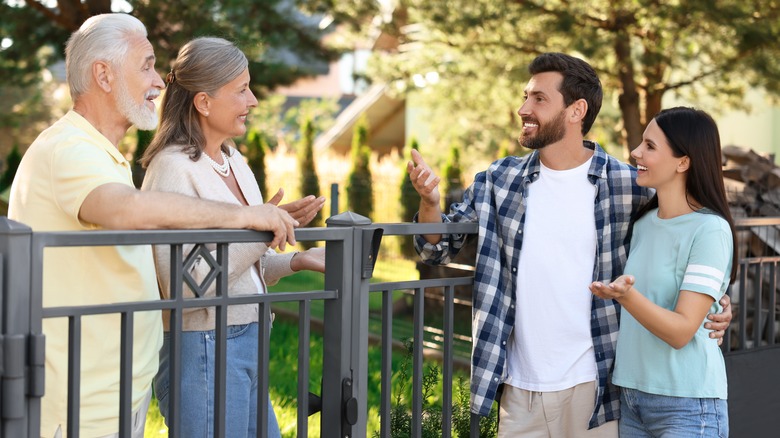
left=415, top=141, right=652, bottom=428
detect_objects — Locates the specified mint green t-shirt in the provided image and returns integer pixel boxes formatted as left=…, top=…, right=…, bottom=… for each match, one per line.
left=612, top=208, right=732, bottom=399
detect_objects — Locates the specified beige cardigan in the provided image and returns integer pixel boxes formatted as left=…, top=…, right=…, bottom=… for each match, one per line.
left=141, top=146, right=295, bottom=331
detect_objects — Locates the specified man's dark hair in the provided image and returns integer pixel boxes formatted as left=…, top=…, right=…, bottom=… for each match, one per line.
left=528, top=53, right=603, bottom=135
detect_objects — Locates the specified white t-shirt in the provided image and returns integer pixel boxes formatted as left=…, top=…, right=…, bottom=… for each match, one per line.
left=505, top=158, right=598, bottom=391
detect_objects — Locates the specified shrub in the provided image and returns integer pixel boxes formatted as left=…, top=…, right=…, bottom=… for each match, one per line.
left=132, top=129, right=154, bottom=188
left=377, top=339, right=498, bottom=438
left=399, top=137, right=421, bottom=257
left=442, top=145, right=464, bottom=211
left=299, top=118, right=321, bottom=247
left=346, top=117, right=373, bottom=219
left=245, top=130, right=269, bottom=200
left=0, top=144, right=22, bottom=193
left=452, top=376, right=499, bottom=438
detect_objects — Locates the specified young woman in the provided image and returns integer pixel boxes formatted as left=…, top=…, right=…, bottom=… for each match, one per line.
left=590, top=107, right=736, bottom=437
left=140, top=37, right=325, bottom=438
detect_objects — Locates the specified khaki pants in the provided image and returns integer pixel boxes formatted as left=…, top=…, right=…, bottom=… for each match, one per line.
left=498, top=381, right=618, bottom=438
left=49, top=389, right=151, bottom=438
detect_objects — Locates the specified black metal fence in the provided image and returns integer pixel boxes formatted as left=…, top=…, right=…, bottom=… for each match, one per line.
left=722, top=217, right=780, bottom=437
left=1, top=215, right=779, bottom=437
left=0, top=214, right=480, bottom=438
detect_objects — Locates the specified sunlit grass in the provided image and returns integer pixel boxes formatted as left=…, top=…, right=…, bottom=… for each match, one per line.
left=143, top=317, right=448, bottom=438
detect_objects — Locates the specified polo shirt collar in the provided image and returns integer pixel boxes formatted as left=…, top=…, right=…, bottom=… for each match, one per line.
left=64, top=110, right=130, bottom=165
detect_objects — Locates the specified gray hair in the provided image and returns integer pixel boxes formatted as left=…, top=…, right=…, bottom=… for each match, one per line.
left=140, top=37, right=248, bottom=167
left=65, top=13, right=148, bottom=100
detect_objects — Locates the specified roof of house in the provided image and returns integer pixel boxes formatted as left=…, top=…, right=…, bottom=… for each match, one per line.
left=314, top=83, right=405, bottom=155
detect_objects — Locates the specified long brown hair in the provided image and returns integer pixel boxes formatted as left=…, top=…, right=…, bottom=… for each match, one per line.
left=633, top=107, right=738, bottom=283
left=140, top=37, right=247, bottom=167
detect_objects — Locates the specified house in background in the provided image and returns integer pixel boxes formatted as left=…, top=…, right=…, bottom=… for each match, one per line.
left=313, top=83, right=405, bottom=156
left=276, top=5, right=416, bottom=158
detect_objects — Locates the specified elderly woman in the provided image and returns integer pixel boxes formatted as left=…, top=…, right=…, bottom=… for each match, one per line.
left=140, top=37, right=325, bottom=438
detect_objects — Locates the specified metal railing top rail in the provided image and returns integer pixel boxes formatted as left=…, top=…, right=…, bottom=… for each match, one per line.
left=368, top=276, right=474, bottom=292
left=41, top=290, right=337, bottom=318
left=29, top=226, right=350, bottom=248
left=372, top=222, right=478, bottom=236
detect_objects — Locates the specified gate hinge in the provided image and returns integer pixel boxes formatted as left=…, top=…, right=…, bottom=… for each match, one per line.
left=1, top=334, right=25, bottom=420
left=0, top=332, right=45, bottom=420
left=29, top=333, right=45, bottom=397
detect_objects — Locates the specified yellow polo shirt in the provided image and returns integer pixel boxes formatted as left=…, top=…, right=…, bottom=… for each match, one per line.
left=8, top=111, right=162, bottom=437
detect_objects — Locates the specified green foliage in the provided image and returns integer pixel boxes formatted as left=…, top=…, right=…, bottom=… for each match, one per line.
left=496, top=139, right=513, bottom=160
left=376, top=339, right=498, bottom=438
left=441, top=144, right=463, bottom=211
left=132, top=129, right=154, bottom=188
left=452, top=376, right=499, bottom=438
left=298, top=118, right=322, bottom=243
left=0, top=145, right=22, bottom=193
left=346, top=117, right=373, bottom=219
left=0, top=1, right=379, bottom=98
left=243, top=130, right=269, bottom=200
left=399, top=137, right=420, bottom=257
left=370, top=0, right=780, bottom=155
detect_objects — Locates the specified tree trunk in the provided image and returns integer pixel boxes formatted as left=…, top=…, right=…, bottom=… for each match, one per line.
left=645, top=90, right=663, bottom=131
left=613, top=34, right=643, bottom=163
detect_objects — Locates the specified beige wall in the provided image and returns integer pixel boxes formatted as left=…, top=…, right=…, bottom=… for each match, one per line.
left=665, top=89, right=780, bottom=163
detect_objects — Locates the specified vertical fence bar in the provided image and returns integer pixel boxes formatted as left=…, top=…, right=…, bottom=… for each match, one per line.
left=118, top=312, right=134, bottom=437
left=257, top=302, right=270, bottom=438
left=470, top=412, right=481, bottom=437
left=66, top=316, right=81, bottom=438
left=297, top=300, right=311, bottom=437
left=379, top=289, right=393, bottom=438
left=168, top=244, right=184, bottom=438
left=754, top=262, right=764, bottom=346
left=213, top=243, right=229, bottom=438
left=0, top=219, right=34, bottom=438
left=330, top=183, right=339, bottom=217
left=770, top=262, right=778, bottom=345
left=442, top=285, right=454, bottom=438
left=411, top=287, right=424, bottom=437
left=738, top=264, right=750, bottom=348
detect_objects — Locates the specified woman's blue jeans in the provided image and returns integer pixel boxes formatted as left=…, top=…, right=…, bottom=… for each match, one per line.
left=153, top=322, right=281, bottom=438
left=619, top=387, right=729, bottom=438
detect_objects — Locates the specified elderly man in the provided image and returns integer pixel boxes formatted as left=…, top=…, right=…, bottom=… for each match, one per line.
left=9, top=13, right=322, bottom=438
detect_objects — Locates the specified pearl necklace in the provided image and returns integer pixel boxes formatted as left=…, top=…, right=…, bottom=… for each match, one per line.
left=202, top=150, right=230, bottom=177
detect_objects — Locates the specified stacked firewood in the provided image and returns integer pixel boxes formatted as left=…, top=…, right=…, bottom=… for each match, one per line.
left=723, top=145, right=780, bottom=218
left=721, top=145, right=780, bottom=348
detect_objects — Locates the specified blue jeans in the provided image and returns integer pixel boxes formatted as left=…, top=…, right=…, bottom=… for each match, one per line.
left=619, top=387, right=729, bottom=438
left=154, top=323, right=281, bottom=438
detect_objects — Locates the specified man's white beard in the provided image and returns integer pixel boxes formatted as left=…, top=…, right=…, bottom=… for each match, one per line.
left=116, top=79, right=158, bottom=131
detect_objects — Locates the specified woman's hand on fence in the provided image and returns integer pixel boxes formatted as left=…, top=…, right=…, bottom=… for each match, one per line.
left=291, top=247, right=325, bottom=273
left=267, top=188, right=326, bottom=228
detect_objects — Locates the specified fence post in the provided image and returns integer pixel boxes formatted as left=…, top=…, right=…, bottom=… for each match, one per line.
left=322, top=212, right=381, bottom=438
left=0, top=217, right=36, bottom=438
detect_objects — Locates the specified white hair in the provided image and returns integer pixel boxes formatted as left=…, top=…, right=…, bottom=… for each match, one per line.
left=64, top=13, right=148, bottom=100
